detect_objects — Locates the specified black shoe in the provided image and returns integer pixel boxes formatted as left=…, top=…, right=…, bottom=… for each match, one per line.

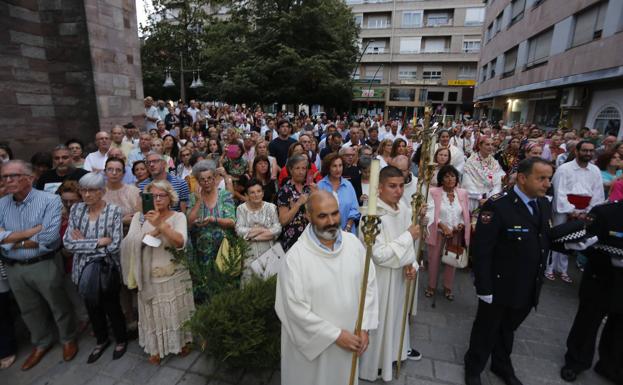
left=407, top=348, right=422, bottom=361
left=112, top=342, right=127, bottom=360
left=560, top=366, right=578, bottom=382
left=465, top=373, right=482, bottom=385
left=87, top=340, right=111, bottom=364
left=491, top=367, right=523, bottom=385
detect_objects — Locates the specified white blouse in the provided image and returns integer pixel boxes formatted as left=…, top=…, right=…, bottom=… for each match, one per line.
left=426, top=189, right=464, bottom=230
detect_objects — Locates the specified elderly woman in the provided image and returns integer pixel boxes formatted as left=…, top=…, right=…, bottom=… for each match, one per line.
left=425, top=166, right=470, bottom=301
left=277, top=154, right=314, bottom=252
left=103, top=157, right=141, bottom=227
left=278, top=142, right=321, bottom=187
left=63, top=173, right=127, bottom=363
left=66, top=139, right=85, bottom=169
left=317, top=153, right=360, bottom=234
left=461, top=136, right=505, bottom=212
left=121, top=180, right=194, bottom=365
left=187, top=162, right=236, bottom=263
left=175, top=147, right=193, bottom=180
left=235, top=179, right=281, bottom=283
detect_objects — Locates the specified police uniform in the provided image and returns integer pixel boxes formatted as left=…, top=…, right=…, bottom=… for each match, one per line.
left=562, top=201, right=623, bottom=384
left=464, top=186, right=552, bottom=384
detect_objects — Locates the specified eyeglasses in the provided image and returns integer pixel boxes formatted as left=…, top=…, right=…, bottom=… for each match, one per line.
left=146, top=159, right=163, bottom=165
left=79, top=188, right=101, bottom=194
left=152, top=193, right=169, bottom=200
left=1, top=173, right=28, bottom=180
left=105, top=168, right=124, bottom=174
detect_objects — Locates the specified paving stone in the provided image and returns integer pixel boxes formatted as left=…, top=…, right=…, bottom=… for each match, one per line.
left=410, top=339, right=456, bottom=362
left=166, top=350, right=202, bottom=371
left=147, top=367, right=185, bottom=385
left=84, top=375, right=117, bottom=385
left=101, top=353, right=140, bottom=379
left=402, top=357, right=434, bottom=379
left=176, top=373, right=208, bottom=385
left=189, top=356, right=218, bottom=377
left=123, top=359, right=160, bottom=384
left=238, top=369, right=273, bottom=385
left=433, top=360, right=465, bottom=384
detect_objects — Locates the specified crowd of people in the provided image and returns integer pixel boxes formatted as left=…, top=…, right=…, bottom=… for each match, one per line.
left=0, top=96, right=622, bottom=385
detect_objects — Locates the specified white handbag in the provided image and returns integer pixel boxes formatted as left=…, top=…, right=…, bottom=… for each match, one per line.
left=441, top=233, right=469, bottom=269
left=250, top=242, right=286, bottom=279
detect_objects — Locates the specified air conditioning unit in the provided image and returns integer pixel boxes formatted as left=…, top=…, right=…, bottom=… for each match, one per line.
left=560, top=87, right=586, bottom=108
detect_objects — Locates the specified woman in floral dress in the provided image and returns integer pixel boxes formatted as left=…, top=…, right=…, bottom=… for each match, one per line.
left=276, top=154, right=315, bottom=252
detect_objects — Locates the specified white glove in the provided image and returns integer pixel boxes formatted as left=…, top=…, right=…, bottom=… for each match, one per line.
left=477, top=294, right=493, bottom=304
left=564, top=236, right=598, bottom=251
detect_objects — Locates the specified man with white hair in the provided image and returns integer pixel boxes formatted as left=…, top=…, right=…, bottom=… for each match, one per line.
left=110, top=125, right=135, bottom=158
left=0, top=160, right=78, bottom=370
left=84, top=131, right=111, bottom=172
left=275, top=190, right=378, bottom=385
left=138, top=152, right=189, bottom=212
left=143, top=96, right=159, bottom=131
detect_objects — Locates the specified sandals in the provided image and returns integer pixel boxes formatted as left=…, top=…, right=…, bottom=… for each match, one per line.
left=0, top=355, right=16, bottom=369
left=424, top=287, right=435, bottom=297
left=112, top=342, right=127, bottom=360
left=444, top=289, right=454, bottom=301
left=544, top=272, right=555, bottom=281
left=560, top=273, right=573, bottom=283
left=87, top=340, right=111, bottom=364
left=179, top=345, right=192, bottom=357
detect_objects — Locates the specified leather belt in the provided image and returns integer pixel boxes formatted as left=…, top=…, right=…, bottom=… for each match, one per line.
left=0, top=252, right=56, bottom=266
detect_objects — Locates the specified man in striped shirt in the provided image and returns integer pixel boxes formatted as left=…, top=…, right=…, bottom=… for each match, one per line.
left=138, top=152, right=189, bottom=212
left=0, top=160, right=78, bottom=370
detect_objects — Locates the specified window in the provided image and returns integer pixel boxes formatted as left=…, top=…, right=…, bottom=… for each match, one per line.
left=481, top=65, right=488, bottom=82
left=424, top=37, right=447, bottom=53
left=365, top=66, right=383, bottom=81
left=448, top=92, right=458, bottom=102
left=463, top=39, right=481, bottom=53
left=510, top=0, right=526, bottom=25
left=353, top=67, right=361, bottom=80
left=465, top=8, right=485, bottom=26
left=354, top=15, right=363, bottom=28
left=490, top=58, right=497, bottom=78
left=398, top=66, right=417, bottom=80
left=390, top=89, right=416, bottom=101
left=402, top=11, right=423, bottom=27
left=571, top=2, right=608, bottom=47
left=486, top=23, right=494, bottom=42
left=458, top=64, right=477, bottom=79
left=427, top=13, right=450, bottom=27
left=367, top=16, right=390, bottom=29
left=526, top=28, right=553, bottom=68
left=399, top=37, right=421, bottom=53
left=428, top=91, right=444, bottom=100
left=494, top=13, right=503, bottom=34
left=423, top=67, right=442, bottom=80
left=594, top=106, right=621, bottom=134
left=365, top=40, right=386, bottom=54
left=503, top=47, right=518, bottom=77
left=419, top=89, right=428, bottom=102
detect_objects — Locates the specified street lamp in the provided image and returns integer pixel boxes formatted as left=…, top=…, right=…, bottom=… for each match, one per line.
left=163, top=67, right=175, bottom=88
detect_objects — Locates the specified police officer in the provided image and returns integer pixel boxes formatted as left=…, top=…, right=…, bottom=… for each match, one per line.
left=464, top=157, right=554, bottom=385
left=561, top=200, right=623, bottom=384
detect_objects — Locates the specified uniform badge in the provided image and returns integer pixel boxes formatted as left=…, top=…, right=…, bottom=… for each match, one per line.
left=480, top=211, right=494, bottom=224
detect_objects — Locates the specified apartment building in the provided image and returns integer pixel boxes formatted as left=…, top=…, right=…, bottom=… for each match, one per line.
left=348, top=0, right=485, bottom=121
left=475, top=0, right=623, bottom=136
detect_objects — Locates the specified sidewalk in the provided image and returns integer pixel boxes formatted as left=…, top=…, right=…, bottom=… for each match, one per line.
left=3, top=267, right=611, bottom=385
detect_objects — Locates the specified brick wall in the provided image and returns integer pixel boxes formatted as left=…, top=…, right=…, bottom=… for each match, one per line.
left=0, top=0, right=143, bottom=159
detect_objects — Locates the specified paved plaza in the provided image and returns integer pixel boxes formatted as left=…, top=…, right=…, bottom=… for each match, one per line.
left=4, top=266, right=611, bottom=385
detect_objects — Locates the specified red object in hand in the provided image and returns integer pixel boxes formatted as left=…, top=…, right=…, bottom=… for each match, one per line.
left=567, top=194, right=591, bottom=210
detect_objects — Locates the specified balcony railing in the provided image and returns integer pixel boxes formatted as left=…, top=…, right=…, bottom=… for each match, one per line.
left=364, top=48, right=386, bottom=54
left=364, top=23, right=391, bottom=29
left=425, top=18, right=453, bottom=27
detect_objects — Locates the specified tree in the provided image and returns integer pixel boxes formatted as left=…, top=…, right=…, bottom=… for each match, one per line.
left=140, top=0, right=359, bottom=110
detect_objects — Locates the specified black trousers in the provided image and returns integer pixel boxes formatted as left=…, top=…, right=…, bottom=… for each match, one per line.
left=85, top=288, right=127, bottom=345
left=0, top=291, right=17, bottom=358
left=464, top=299, right=532, bottom=376
left=565, top=294, right=623, bottom=382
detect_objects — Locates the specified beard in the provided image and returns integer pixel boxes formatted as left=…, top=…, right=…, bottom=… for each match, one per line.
left=313, top=224, right=340, bottom=241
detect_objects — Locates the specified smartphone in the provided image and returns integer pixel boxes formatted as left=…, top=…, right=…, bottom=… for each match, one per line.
left=141, top=193, right=154, bottom=214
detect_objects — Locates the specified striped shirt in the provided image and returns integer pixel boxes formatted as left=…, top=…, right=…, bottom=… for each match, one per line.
left=0, top=188, right=63, bottom=261
left=138, top=174, right=189, bottom=212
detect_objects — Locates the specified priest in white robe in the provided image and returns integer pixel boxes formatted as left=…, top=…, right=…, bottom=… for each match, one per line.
left=275, top=191, right=378, bottom=385
left=359, top=166, right=422, bottom=382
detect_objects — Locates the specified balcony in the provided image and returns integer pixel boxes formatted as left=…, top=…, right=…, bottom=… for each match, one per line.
left=392, top=51, right=480, bottom=62
left=425, top=18, right=454, bottom=27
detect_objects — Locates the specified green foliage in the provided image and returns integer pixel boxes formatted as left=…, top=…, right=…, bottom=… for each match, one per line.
left=169, top=234, right=280, bottom=369
left=140, top=0, right=359, bottom=109
left=187, top=276, right=280, bottom=369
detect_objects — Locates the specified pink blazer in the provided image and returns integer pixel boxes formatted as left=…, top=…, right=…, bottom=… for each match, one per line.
left=426, top=186, right=471, bottom=247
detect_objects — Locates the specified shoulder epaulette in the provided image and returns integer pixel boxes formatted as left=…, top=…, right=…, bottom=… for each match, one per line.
left=489, top=192, right=507, bottom=202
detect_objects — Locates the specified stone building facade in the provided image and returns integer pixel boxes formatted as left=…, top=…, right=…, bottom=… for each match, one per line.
left=0, top=0, right=143, bottom=158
